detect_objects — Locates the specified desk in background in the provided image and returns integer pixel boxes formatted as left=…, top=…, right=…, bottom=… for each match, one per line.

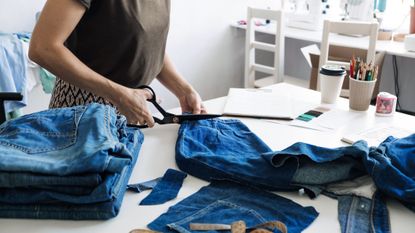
left=1, top=83, right=414, bottom=233
left=232, top=23, right=415, bottom=114
left=232, top=23, right=415, bottom=59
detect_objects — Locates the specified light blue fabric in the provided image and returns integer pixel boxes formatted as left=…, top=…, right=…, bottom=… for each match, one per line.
left=0, top=33, right=27, bottom=113
left=39, top=68, right=56, bottom=94
left=0, top=104, right=144, bottom=219
left=0, top=103, right=132, bottom=176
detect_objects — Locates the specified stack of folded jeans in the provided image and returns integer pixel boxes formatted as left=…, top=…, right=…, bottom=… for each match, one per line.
left=0, top=103, right=144, bottom=220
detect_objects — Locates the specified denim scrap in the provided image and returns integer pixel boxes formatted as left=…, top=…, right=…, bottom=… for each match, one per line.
left=128, top=177, right=162, bottom=193
left=337, top=192, right=390, bottom=233
left=148, top=180, right=318, bottom=233
left=139, top=169, right=187, bottom=205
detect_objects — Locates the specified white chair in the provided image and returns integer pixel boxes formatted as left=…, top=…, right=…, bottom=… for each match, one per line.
left=245, top=7, right=284, bottom=88
left=316, top=20, right=379, bottom=95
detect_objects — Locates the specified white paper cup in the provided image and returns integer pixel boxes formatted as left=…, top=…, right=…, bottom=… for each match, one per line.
left=349, top=77, right=377, bottom=111
left=319, top=65, right=346, bottom=104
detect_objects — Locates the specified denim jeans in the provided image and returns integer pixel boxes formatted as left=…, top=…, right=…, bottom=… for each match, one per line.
left=0, top=103, right=133, bottom=176
left=176, top=119, right=298, bottom=191
left=364, top=134, right=415, bottom=212
left=262, top=141, right=369, bottom=197
left=148, top=180, right=318, bottom=233
left=0, top=126, right=143, bottom=219
left=0, top=104, right=144, bottom=219
left=175, top=119, right=398, bottom=233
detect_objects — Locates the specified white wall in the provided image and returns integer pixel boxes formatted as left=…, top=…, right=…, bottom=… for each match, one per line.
left=0, top=0, right=278, bottom=113
left=0, top=0, right=46, bottom=33
left=149, top=0, right=281, bottom=109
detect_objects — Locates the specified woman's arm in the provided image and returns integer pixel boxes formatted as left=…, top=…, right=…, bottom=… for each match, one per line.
left=29, top=0, right=154, bottom=126
left=156, top=54, right=206, bottom=114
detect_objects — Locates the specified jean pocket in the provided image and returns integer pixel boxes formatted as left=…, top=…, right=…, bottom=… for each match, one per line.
left=167, top=200, right=267, bottom=233
left=0, top=106, right=85, bottom=154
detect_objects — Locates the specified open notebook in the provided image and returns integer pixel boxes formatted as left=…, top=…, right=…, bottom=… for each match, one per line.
left=222, top=88, right=294, bottom=120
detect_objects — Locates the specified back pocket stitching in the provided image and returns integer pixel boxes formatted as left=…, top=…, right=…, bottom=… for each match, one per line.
left=0, top=107, right=85, bottom=154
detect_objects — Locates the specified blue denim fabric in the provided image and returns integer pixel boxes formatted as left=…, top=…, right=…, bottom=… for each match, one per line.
left=139, top=169, right=187, bottom=205
left=0, top=126, right=143, bottom=219
left=176, top=119, right=299, bottom=191
left=262, top=141, right=369, bottom=197
left=0, top=172, right=102, bottom=188
left=175, top=119, right=396, bottom=233
left=364, top=134, right=415, bottom=211
left=0, top=103, right=132, bottom=175
left=148, top=180, right=318, bottom=233
left=337, top=193, right=390, bottom=233
left=128, top=177, right=162, bottom=193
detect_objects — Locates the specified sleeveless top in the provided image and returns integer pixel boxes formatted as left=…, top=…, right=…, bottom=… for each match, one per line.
left=50, top=0, right=170, bottom=108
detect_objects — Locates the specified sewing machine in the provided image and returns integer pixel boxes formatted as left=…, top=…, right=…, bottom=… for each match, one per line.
left=340, top=0, right=374, bottom=21
left=284, top=0, right=328, bottom=31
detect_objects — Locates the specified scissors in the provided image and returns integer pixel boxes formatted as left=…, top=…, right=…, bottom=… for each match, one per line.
left=127, top=85, right=221, bottom=128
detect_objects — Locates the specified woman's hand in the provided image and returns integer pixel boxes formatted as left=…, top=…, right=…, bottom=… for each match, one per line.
left=113, top=87, right=155, bottom=127
left=178, top=89, right=207, bottom=114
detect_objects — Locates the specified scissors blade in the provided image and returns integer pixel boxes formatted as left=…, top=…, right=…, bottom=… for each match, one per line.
left=163, top=114, right=222, bottom=124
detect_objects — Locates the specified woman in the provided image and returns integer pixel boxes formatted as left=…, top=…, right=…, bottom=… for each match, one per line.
left=29, top=0, right=206, bottom=127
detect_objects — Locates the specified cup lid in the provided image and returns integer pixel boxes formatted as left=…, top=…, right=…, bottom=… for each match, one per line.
left=320, top=65, right=346, bottom=76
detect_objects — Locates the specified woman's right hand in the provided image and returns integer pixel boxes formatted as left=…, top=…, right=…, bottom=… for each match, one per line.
left=113, top=87, right=155, bottom=127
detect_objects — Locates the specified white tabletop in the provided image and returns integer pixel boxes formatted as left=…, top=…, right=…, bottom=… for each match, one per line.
left=1, top=83, right=415, bottom=233
left=231, top=23, right=415, bottom=59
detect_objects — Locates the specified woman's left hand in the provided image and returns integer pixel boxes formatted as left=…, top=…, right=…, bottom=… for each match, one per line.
left=179, top=89, right=207, bottom=114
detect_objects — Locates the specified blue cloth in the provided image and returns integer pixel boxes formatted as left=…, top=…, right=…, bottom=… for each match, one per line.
left=175, top=119, right=411, bottom=233
left=175, top=119, right=297, bottom=191
left=128, top=177, right=162, bottom=193
left=0, top=104, right=144, bottom=219
left=0, top=33, right=27, bottom=113
left=364, top=135, right=415, bottom=210
left=0, top=103, right=133, bottom=176
left=337, top=193, right=390, bottom=233
left=139, top=169, right=187, bottom=205
left=148, top=180, right=318, bottom=233
left=0, top=126, right=142, bottom=220
left=262, top=141, right=369, bottom=197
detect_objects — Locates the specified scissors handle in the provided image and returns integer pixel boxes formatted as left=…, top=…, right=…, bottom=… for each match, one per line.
left=138, top=85, right=173, bottom=118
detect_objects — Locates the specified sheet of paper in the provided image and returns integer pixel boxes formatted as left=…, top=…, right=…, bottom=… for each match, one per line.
left=311, top=108, right=362, bottom=130
left=223, top=88, right=295, bottom=120
left=341, top=124, right=414, bottom=146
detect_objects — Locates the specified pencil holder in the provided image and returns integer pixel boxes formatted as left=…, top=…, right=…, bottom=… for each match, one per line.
left=349, top=76, right=377, bottom=111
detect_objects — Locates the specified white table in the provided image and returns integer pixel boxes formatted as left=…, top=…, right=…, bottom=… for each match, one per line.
left=1, top=83, right=414, bottom=233
left=231, top=23, right=415, bottom=59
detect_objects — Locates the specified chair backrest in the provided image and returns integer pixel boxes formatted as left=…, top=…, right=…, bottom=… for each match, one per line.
left=317, top=20, right=379, bottom=90
left=245, top=7, right=284, bottom=88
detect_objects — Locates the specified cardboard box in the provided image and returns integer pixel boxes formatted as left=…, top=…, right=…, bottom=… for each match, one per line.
left=308, top=45, right=385, bottom=100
